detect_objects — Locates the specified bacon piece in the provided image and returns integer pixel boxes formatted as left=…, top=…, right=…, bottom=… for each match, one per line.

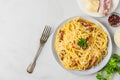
left=77, top=19, right=92, bottom=26
left=86, top=36, right=93, bottom=47
left=98, top=0, right=112, bottom=15
left=71, top=59, right=77, bottom=67
left=86, top=27, right=93, bottom=32
left=60, top=50, right=66, bottom=61
left=88, top=56, right=98, bottom=68
left=61, top=56, right=64, bottom=60
left=86, top=36, right=92, bottom=41
left=59, top=30, right=64, bottom=41
left=61, top=50, right=66, bottom=55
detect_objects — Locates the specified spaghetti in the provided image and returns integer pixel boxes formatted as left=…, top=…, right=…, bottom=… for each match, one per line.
left=54, top=17, right=108, bottom=70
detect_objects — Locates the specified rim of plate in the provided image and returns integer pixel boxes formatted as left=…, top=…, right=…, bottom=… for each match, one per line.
left=76, top=0, right=120, bottom=17
left=52, top=16, right=112, bottom=75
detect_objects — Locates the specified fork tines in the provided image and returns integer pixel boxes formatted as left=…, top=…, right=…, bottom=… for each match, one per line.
left=40, top=25, right=51, bottom=42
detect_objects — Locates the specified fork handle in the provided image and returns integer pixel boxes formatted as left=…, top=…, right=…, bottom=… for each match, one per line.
left=27, top=62, right=36, bottom=73
left=27, top=44, right=43, bottom=73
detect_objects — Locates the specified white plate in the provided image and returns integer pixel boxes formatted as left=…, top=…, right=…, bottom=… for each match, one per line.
left=52, top=16, right=112, bottom=75
left=77, top=0, right=120, bottom=17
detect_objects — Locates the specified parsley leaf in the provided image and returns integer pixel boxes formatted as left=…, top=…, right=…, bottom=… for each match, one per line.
left=77, top=38, right=87, bottom=47
left=96, top=74, right=107, bottom=80
left=96, top=54, right=120, bottom=80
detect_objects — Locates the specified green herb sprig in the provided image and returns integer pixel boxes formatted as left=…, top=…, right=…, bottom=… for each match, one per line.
left=96, top=54, right=120, bottom=80
left=77, top=38, right=87, bottom=47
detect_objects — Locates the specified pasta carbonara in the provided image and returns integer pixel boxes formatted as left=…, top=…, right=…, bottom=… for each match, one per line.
left=54, top=17, right=108, bottom=70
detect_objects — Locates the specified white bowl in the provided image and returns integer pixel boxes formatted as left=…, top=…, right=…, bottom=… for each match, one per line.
left=114, top=29, right=120, bottom=48
left=52, top=16, right=112, bottom=75
left=76, top=0, right=120, bottom=17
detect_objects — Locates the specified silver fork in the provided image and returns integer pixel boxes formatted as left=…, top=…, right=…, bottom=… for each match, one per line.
left=27, top=25, right=51, bottom=73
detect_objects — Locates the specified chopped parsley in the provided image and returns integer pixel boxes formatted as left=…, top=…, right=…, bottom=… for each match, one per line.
left=77, top=38, right=87, bottom=47
left=96, top=54, right=120, bottom=80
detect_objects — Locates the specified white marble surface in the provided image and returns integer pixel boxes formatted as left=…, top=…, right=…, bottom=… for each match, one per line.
left=0, top=0, right=120, bottom=80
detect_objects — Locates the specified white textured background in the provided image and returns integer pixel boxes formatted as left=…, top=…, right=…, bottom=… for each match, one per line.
left=0, top=0, right=120, bottom=80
